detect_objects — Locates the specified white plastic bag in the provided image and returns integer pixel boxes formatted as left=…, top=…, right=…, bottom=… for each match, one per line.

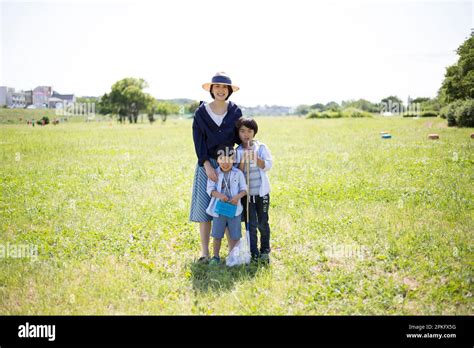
left=226, top=229, right=251, bottom=266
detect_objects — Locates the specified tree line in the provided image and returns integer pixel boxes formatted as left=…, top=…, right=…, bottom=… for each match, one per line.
left=96, top=78, right=198, bottom=124
left=300, top=30, right=473, bottom=126
left=95, top=31, right=472, bottom=127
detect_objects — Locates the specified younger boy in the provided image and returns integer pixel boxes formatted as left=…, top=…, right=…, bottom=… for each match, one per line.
left=206, top=145, right=247, bottom=265
left=235, top=117, right=273, bottom=263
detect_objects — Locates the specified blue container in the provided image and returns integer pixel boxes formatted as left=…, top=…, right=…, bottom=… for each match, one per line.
left=215, top=200, right=237, bottom=218
left=382, top=134, right=392, bottom=139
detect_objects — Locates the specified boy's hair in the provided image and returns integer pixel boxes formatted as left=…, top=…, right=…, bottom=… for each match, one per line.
left=236, top=116, right=258, bottom=135
left=215, top=144, right=235, bottom=158
left=210, top=84, right=233, bottom=101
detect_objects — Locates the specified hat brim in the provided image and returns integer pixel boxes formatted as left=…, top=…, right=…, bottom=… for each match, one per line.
left=202, top=82, right=239, bottom=92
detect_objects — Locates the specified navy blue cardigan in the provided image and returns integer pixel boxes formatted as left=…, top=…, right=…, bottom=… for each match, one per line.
left=192, top=101, right=242, bottom=167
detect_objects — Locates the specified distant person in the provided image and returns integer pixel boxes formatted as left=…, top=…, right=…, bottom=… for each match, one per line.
left=205, top=145, right=247, bottom=265
left=235, top=117, right=273, bottom=264
left=190, top=72, right=242, bottom=263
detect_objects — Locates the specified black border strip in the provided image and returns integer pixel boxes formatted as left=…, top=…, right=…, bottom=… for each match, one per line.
left=0, top=315, right=472, bottom=346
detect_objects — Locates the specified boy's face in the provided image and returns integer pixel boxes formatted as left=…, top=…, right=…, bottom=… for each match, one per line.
left=239, top=125, right=255, bottom=145
left=217, top=154, right=234, bottom=172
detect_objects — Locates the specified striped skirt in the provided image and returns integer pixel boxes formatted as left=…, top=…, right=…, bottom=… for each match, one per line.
left=189, top=158, right=218, bottom=222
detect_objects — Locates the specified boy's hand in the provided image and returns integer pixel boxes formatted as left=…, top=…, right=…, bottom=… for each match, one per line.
left=229, top=196, right=240, bottom=205
left=244, top=150, right=265, bottom=169
left=219, top=193, right=229, bottom=202
left=256, top=156, right=265, bottom=169
left=244, top=149, right=256, bottom=162
left=212, top=190, right=229, bottom=202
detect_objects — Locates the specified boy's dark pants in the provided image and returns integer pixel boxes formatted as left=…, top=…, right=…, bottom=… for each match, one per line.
left=242, top=194, right=271, bottom=257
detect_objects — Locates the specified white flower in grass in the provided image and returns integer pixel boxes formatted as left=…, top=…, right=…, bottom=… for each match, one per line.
left=397, top=198, right=404, bottom=209
left=68, top=199, right=76, bottom=210
left=394, top=294, right=404, bottom=304
left=453, top=247, right=459, bottom=257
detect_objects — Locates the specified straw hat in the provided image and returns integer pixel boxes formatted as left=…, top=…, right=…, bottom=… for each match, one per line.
left=202, top=72, right=240, bottom=92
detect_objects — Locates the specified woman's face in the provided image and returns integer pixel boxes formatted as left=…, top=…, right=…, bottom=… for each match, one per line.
left=211, top=84, right=229, bottom=101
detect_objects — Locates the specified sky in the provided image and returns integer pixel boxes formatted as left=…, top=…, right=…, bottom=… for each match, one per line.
left=1, top=0, right=472, bottom=107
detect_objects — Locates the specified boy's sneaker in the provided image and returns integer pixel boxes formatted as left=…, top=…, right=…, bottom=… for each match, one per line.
left=259, top=253, right=270, bottom=264
left=209, top=256, right=220, bottom=266
left=251, top=253, right=260, bottom=264
left=197, top=256, right=210, bottom=264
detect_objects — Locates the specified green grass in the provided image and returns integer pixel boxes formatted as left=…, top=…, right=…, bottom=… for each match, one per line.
left=0, top=107, right=115, bottom=124
left=0, top=108, right=59, bottom=124
left=0, top=115, right=472, bottom=314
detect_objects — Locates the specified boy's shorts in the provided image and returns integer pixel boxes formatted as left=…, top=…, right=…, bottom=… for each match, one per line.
left=212, top=214, right=242, bottom=240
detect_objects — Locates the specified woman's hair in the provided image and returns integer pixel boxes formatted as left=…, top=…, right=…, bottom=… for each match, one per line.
left=236, top=116, right=258, bottom=135
left=210, top=84, right=233, bottom=101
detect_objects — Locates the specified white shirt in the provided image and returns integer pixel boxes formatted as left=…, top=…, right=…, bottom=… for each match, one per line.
left=205, top=102, right=227, bottom=127
left=206, top=167, right=247, bottom=218
left=235, top=141, right=273, bottom=197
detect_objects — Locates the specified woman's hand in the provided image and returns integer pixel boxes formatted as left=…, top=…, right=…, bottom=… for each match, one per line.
left=204, top=161, right=218, bottom=182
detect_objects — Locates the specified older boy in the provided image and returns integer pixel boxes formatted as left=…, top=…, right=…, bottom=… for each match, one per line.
left=235, top=117, right=273, bottom=264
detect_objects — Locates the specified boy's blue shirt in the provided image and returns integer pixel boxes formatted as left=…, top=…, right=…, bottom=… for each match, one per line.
left=206, top=167, right=247, bottom=218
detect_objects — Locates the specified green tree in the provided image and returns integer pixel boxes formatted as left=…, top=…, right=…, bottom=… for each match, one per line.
left=100, top=78, right=154, bottom=123
left=380, top=96, right=403, bottom=113
left=98, top=93, right=114, bottom=115
left=325, top=101, right=340, bottom=111
left=341, top=99, right=379, bottom=112
left=439, top=31, right=474, bottom=103
left=295, top=104, right=310, bottom=115
left=145, top=98, right=160, bottom=124
left=155, top=102, right=180, bottom=122
left=381, top=96, right=403, bottom=105
left=411, top=97, right=430, bottom=104
left=310, top=103, right=325, bottom=111
left=411, top=97, right=441, bottom=112
left=187, top=101, right=200, bottom=114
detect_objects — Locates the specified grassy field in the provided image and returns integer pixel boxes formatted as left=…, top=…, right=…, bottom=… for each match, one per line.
left=0, top=108, right=115, bottom=124
left=0, top=108, right=63, bottom=124
left=0, top=116, right=472, bottom=315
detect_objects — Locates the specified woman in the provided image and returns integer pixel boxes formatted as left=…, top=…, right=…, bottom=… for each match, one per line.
left=190, top=72, right=242, bottom=263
